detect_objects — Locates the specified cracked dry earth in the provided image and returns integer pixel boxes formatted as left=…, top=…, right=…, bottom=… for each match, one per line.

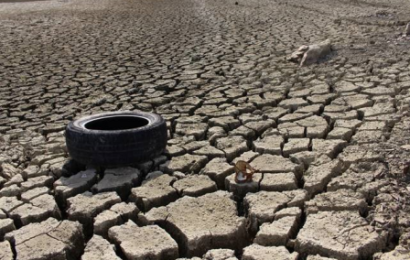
left=1, top=0, right=410, bottom=259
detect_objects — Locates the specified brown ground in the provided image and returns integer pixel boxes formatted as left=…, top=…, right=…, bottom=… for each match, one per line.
left=0, top=0, right=410, bottom=259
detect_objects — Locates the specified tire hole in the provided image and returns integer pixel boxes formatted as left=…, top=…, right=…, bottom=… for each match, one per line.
left=85, top=116, right=149, bottom=131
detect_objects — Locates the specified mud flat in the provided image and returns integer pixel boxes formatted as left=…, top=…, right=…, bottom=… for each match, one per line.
left=0, top=0, right=409, bottom=259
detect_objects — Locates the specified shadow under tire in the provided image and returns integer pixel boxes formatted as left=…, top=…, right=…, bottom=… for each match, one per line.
left=65, top=111, right=167, bottom=168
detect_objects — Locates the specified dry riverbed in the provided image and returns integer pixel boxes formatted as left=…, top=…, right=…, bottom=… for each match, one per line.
left=0, top=0, right=410, bottom=259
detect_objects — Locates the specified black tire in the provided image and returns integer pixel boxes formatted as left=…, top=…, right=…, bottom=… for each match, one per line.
left=65, top=111, right=167, bottom=168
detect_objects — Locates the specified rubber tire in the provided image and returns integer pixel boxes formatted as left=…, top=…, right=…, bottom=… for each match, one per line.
left=65, top=111, right=167, bottom=168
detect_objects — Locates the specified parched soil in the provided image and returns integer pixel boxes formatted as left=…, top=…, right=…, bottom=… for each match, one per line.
left=0, top=0, right=410, bottom=259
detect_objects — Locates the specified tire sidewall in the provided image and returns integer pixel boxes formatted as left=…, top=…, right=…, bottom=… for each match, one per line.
left=65, top=111, right=167, bottom=167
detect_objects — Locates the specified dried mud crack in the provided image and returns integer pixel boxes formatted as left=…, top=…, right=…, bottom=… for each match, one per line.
left=0, top=0, right=410, bottom=259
